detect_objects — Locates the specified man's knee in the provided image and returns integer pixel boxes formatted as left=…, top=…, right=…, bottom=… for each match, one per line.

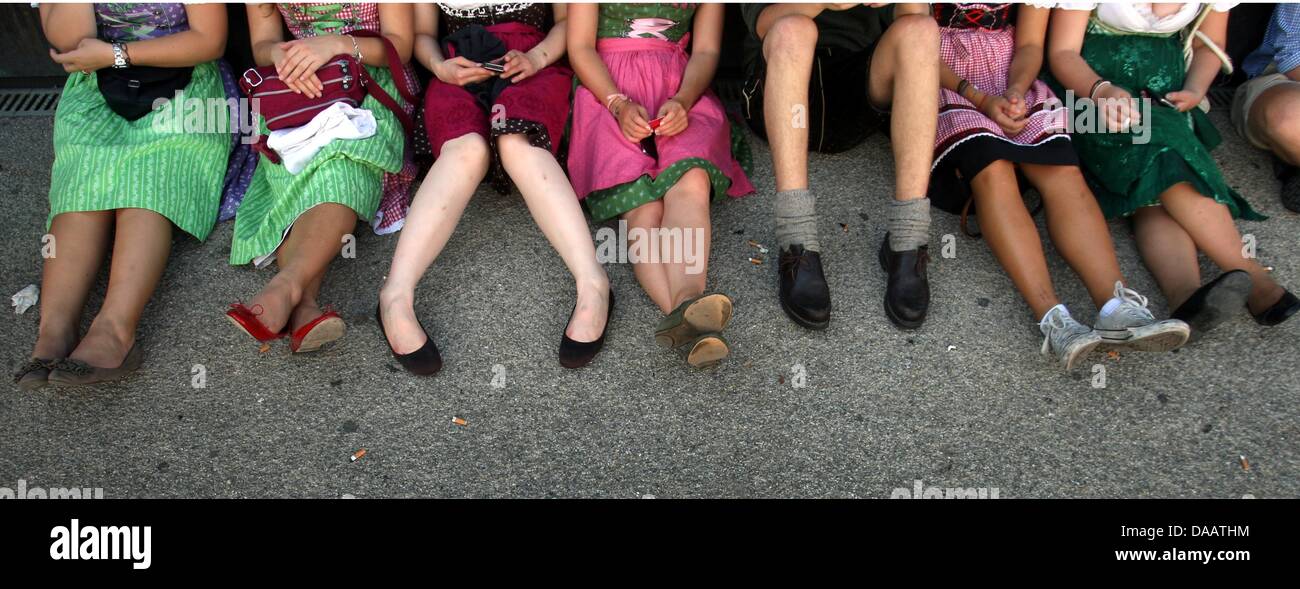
left=883, top=14, right=940, bottom=57
left=1259, top=89, right=1300, bottom=146
left=762, top=14, right=818, bottom=63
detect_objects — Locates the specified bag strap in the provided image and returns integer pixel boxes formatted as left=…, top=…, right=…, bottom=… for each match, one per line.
left=1183, top=5, right=1233, bottom=76
left=347, top=29, right=418, bottom=138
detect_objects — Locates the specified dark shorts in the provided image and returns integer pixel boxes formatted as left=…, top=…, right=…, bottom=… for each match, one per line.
left=740, top=44, right=885, bottom=154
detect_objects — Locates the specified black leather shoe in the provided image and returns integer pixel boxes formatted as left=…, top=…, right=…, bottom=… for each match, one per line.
left=778, top=245, right=831, bottom=329
left=1170, top=270, right=1251, bottom=336
left=1281, top=174, right=1300, bottom=214
left=376, top=304, right=442, bottom=376
left=559, top=292, right=614, bottom=369
left=1252, top=288, right=1300, bottom=326
left=878, top=233, right=930, bottom=330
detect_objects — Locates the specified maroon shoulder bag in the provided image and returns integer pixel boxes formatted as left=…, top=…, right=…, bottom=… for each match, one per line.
left=239, top=30, right=417, bottom=164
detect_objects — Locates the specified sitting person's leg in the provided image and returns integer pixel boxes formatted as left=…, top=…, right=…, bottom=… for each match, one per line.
left=756, top=11, right=831, bottom=329
left=1021, top=164, right=1188, bottom=351
left=623, top=200, right=671, bottom=313
left=659, top=168, right=713, bottom=311
left=249, top=203, right=358, bottom=336
left=969, top=161, right=1097, bottom=370
left=1156, top=183, right=1288, bottom=316
left=30, top=211, right=112, bottom=364
left=68, top=209, right=172, bottom=369
left=1247, top=81, right=1300, bottom=211
left=971, top=162, right=1062, bottom=320
left=379, top=134, right=490, bottom=354
left=498, top=134, right=610, bottom=344
left=868, top=13, right=940, bottom=329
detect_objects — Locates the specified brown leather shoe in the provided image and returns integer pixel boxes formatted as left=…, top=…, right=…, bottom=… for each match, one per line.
left=14, top=358, right=58, bottom=391
left=47, top=344, right=143, bottom=386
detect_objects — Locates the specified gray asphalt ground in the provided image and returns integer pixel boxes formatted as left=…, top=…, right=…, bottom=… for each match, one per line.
left=1, top=108, right=1297, bottom=498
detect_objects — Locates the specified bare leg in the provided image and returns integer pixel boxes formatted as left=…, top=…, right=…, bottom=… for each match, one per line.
left=1249, top=83, right=1300, bottom=166
left=760, top=13, right=817, bottom=192
left=288, top=271, right=325, bottom=333
left=1021, top=163, right=1125, bottom=308
left=868, top=13, right=940, bottom=201
left=969, top=161, right=1060, bottom=319
left=623, top=200, right=673, bottom=313
left=249, top=202, right=358, bottom=334
left=1132, top=205, right=1202, bottom=308
left=69, top=208, right=171, bottom=367
left=378, top=134, right=489, bottom=353
left=498, top=134, right=609, bottom=341
left=1156, top=183, right=1284, bottom=313
left=659, top=168, right=713, bottom=311
left=32, top=211, right=113, bottom=359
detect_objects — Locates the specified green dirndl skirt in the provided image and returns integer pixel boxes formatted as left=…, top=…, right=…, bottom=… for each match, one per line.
left=229, top=66, right=406, bottom=266
left=48, top=61, right=231, bottom=240
left=1050, top=23, right=1263, bottom=221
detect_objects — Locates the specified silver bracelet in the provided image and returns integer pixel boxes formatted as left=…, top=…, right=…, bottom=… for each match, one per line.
left=347, top=34, right=363, bottom=62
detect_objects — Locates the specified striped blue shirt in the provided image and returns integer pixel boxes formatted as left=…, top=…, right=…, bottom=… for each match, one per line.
left=1244, top=4, right=1300, bottom=78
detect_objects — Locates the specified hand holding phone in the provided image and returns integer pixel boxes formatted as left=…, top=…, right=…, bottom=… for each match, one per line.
left=479, top=61, right=506, bottom=74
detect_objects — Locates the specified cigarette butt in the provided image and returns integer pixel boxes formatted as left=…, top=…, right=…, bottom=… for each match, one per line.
left=778, top=374, right=785, bottom=385
left=258, top=342, right=271, bottom=353
left=746, top=240, right=769, bottom=254
left=1240, top=455, right=1250, bottom=471
left=451, top=416, right=468, bottom=427
left=748, top=257, right=763, bottom=265
left=350, top=448, right=366, bottom=462
left=747, top=240, right=761, bottom=248
left=1107, top=350, right=1120, bottom=360
left=839, top=223, right=848, bottom=232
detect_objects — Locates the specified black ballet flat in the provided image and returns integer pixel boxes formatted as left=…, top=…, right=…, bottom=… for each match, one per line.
left=1171, top=270, right=1252, bottom=336
left=559, top=291, right=614, bottom=369
left=1252, top=289, right=1300, bottom=327
left=376, top=304, right=442, bottom=376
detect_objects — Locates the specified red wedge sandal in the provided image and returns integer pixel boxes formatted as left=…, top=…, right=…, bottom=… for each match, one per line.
left=289, top=309, right=346, bottom=353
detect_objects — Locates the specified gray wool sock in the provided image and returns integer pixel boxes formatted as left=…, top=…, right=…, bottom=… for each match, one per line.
left=775, top=189, right=820, bottom=252
left=887, top=197, right=932, bottom=252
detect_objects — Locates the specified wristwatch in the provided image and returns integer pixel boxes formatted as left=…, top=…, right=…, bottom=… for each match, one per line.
left=111, top=42, right=130, bottom=69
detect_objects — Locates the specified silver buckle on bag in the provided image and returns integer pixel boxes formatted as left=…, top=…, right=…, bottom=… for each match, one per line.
left=242, top=69, right=264, bottom=88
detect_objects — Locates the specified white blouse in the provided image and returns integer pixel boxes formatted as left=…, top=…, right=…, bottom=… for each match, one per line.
left=1056, top=2, right=1236, bottom=34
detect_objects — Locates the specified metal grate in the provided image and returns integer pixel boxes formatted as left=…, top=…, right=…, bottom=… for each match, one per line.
left=0, top=88, right=61, bottom=117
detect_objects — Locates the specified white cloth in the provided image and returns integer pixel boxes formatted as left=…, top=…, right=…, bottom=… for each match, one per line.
left=266, top=102, right=377, bottom=174
left=1057, top=2, right=1236, bottom=34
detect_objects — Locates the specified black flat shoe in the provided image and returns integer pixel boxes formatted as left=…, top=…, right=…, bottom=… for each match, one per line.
left=878, top=233, right=930, bottom=330
left=1171, top=270, right=1252, bottom=336
left=778, top=245, right=831, bottom=330
left=376, top=304, right=442, bottom=376
left=559, top=292, right=614, bottom=369
left=1252, top=289, right=1300, bottom=326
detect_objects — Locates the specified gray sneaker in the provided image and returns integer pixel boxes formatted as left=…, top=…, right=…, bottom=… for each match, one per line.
left=1093, top=281, right=1190, bottom=352
left=1039, top=306, right=1102, bottom=370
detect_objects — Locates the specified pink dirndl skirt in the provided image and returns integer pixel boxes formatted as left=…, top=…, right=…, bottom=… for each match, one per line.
left=567, top=35, right=753, bottom=206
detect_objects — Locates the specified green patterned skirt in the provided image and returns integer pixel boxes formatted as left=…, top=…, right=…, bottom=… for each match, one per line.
left=1049, top=27, right=1263, bottom=221
left=229, top=66, right=405, bottom=266
left=49, top=61, right=231, bottom=240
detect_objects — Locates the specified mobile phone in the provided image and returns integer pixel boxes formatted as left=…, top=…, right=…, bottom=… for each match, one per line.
left=479, top=61, right=506, bottom=74
left=1142, top=87, right=1177, bottom=109
left=640, top=136, right=658, bottom=160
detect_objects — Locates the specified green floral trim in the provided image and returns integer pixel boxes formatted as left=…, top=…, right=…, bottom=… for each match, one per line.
left=585, top=157, right=732, bottom=222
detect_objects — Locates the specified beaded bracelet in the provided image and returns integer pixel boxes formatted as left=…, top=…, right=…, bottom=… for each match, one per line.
left=605, top=93, right=628, bottom=113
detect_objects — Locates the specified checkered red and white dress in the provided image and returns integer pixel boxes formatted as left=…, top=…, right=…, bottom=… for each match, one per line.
left=930, top=3, right=1075, bottom=213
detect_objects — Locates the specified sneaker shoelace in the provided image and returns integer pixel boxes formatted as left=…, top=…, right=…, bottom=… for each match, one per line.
left=1113, top=282, right=1155, bottom=320
left=1040, top=310, right=1069, bottom=356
